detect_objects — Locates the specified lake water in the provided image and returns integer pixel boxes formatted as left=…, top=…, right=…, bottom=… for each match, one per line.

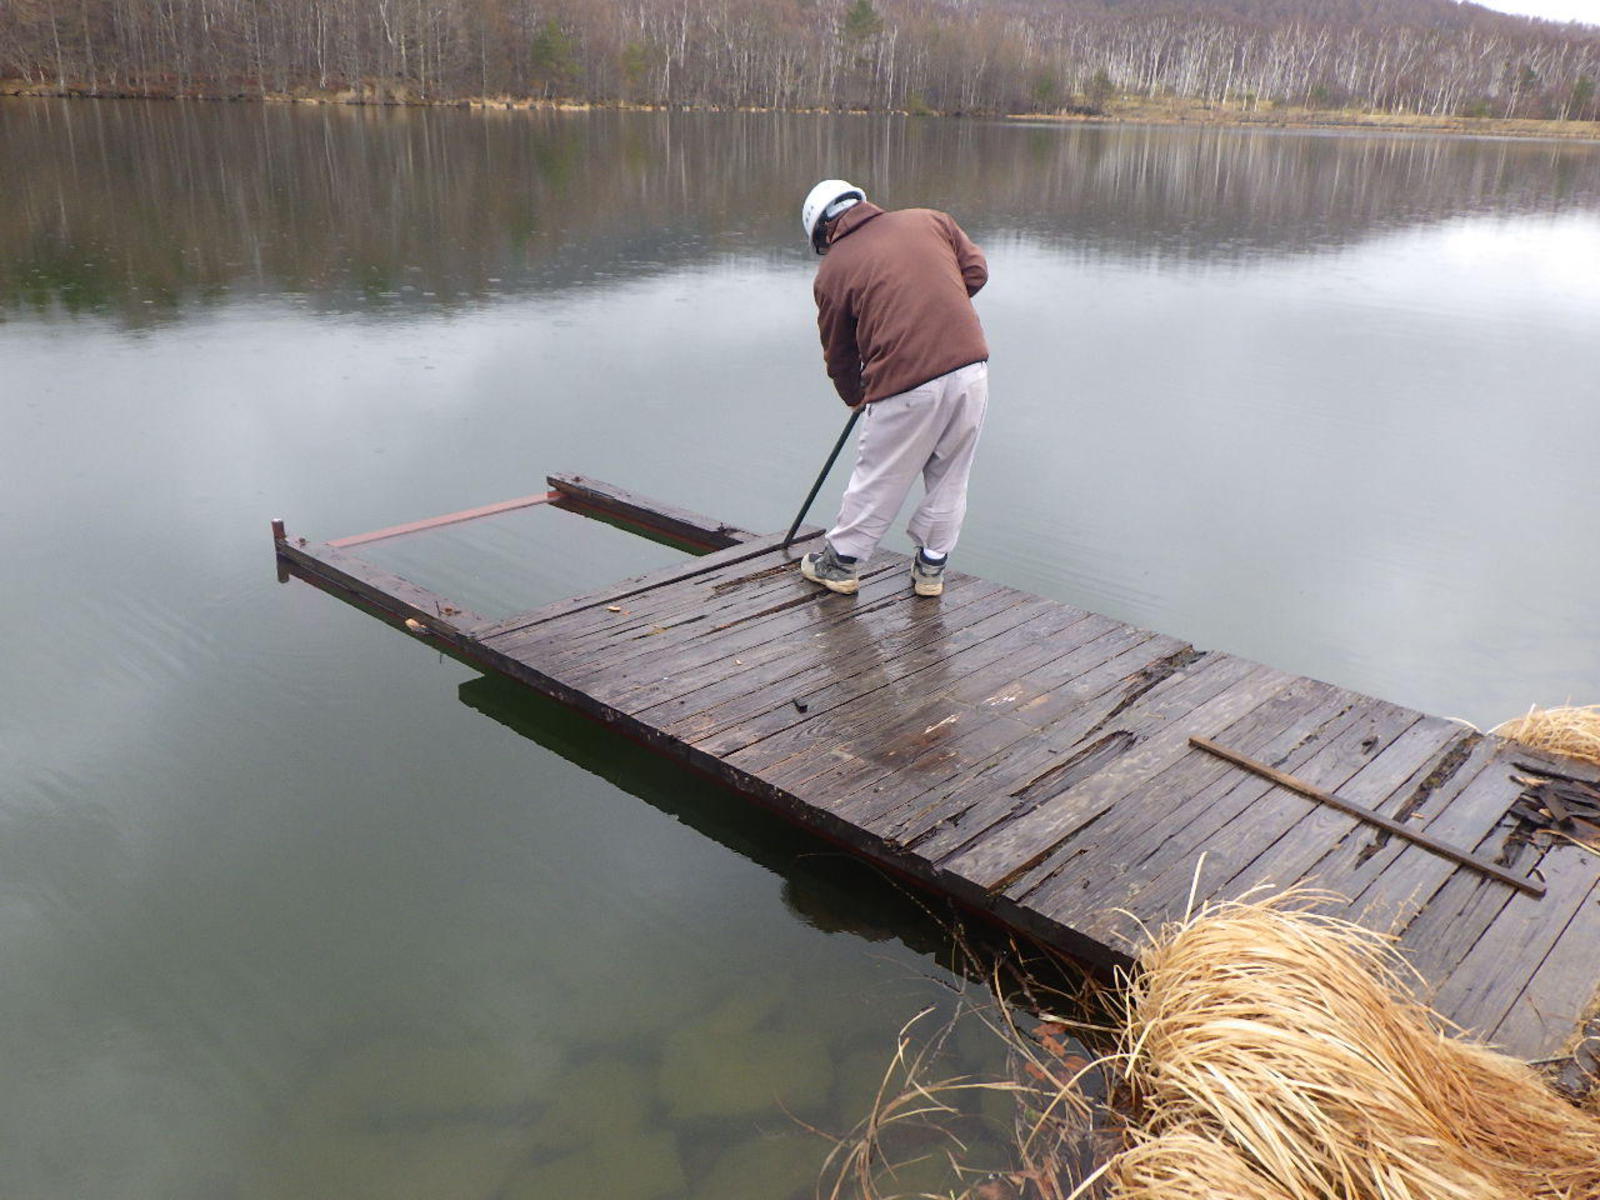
left=3, top=100, right=1599, bottom=1199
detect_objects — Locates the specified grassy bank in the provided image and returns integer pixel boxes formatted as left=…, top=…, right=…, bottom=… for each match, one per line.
left=5, top=81, right=1599, bottom=143
left=1019, top=95, right=1600, bottom=142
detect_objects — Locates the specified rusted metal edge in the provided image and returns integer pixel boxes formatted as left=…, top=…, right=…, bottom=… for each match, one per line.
left=328, top=492, right=560, bottom=549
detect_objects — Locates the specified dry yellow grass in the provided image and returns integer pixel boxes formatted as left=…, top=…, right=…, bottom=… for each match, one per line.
left=1108, top=897, right=1600, bottom=1200
left=1493, top=705, right=1600, bottom=768
left=826, top=896, right=1600, bottom=1200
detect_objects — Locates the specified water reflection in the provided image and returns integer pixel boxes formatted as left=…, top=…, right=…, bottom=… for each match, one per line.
left=4, top=100, right=1598, bottom=326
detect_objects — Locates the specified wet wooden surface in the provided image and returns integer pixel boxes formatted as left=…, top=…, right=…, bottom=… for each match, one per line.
left=279, top=491, right=1600, bottom=1066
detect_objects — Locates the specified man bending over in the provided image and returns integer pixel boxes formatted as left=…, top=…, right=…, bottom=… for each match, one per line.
left=798, top=178, right=990, bottom=598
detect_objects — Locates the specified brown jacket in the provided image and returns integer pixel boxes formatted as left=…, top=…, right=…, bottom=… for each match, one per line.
left=813, top=203, right=989, bottom=407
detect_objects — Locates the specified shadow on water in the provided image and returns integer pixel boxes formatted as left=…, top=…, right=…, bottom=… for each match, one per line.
left=461, top=672, right=978, bottom=965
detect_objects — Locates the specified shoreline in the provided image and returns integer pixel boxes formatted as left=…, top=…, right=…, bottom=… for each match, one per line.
left=4, top=83, right=1599, bottom=143
left=1014, top=99, right=1600, bottom=143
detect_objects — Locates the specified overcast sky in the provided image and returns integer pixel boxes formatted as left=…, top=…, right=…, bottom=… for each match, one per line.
left=1478, top=0, right=1600, bottom=24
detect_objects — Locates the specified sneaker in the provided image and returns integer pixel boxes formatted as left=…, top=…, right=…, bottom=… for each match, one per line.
left=800, top=542, right=859, bottom=595
left=910, top=549, right=946, bottom=597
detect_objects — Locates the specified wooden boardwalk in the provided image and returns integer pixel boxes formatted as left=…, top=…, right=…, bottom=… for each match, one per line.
left=275, top=476, right=1600, bottom=1074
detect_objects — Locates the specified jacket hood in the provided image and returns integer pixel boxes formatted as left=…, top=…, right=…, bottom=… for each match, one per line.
left=827, top=201, right=886, bottom=247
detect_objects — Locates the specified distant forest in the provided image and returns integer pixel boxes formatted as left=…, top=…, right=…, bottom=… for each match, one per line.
left=3, top=0, right=1598, bottom=120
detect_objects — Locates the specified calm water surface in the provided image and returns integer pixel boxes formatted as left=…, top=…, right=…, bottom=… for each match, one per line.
left=3, top=101, right=1599, bottom=1199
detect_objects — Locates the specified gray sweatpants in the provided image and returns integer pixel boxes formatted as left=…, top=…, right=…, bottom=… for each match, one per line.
left=827, top=360, right=988, bottom=563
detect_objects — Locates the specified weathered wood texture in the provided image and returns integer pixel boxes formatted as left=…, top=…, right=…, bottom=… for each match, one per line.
left=547, top=473, right=760, bottom=551
left=277, top=487, right=1600, bottom=1066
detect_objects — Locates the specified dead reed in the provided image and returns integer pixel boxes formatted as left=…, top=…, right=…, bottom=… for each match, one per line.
left=1109, top=896, right=1600, bottom=1200
left=1493, top=704, right=1600, bottom=767
left=823, top=895, right=1600, bottom=1200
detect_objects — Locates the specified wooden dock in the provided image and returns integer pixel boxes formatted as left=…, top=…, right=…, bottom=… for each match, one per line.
left=274, top=475, right=1600, bottom=1079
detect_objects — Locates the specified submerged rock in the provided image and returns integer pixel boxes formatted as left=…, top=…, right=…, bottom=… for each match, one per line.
left=657, top=981, right=834, bottom=1121
left=281, top=1037, right=556, bottom=1132
left=236, top=1036, right=555, bottom=1199
left=659, top=1023, right=832, bottom=1121
left=503, top=1129, right=687, bottom=1200
left=240, top=1126, right=527, bottom=1200
left=692, top=1131, right=824, bottom=1200
left=524, top=1055, right=652, bottom=1152
left=831, top=1042, right=897, bottom=1120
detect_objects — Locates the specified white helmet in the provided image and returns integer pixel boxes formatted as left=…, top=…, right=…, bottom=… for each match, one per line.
left=801, top=179, right=866, bottom=252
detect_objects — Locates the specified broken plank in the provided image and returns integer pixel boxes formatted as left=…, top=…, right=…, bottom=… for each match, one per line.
left=1204, top=723, right=1541, bottom=898
left=899, top=635, right=1213, bottom=861
left=1019, top=676, right=1355, bottom=925
left=941, top=656, right=1287, bottom=891
left=1350, top=747, right=1537, bottom=934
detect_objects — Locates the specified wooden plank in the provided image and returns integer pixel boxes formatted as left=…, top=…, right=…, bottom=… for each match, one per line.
left=1004, top=680, right=1385, bottom=907
left=898, top=634, right=1212, bottom=860
left=692, top=591, right=1058, bottom=762
left=276, top=541, right=492, bottom=636
left=1489, top=867, right=1600, bottom=1058
left=1276, top=731, right=1503, bottom=922
left=1348, top=747, right=1533, bottom=934
left=1005, top=638, right=1195, bottom=732
left=618, top=572, right=1016, bottom=743
left=1056, top=684, right=1382, bottom=940
left=478, top=528, right=820, bottom=643
left=774, top=612, right=1120, bottom=828
left=982, top=662, right=1299, bottom=901
left=1016, top=676, right=1357, bottom=928
left=931, top=612, right=1125, bottom=709
left=489, top=538, right=842, bottom=658
left=812, top=711, right=1042, bottom=829
left=940, top=656, right=1288, bottom=891
left=934, top=625, right=1184, bottom=739
left=1422, top=836, right=1599, bottom=1043
left=529, top=557, right=891, bottom=678
left=613, top=575, right=1016, bottom=717
left=831, top=616, right=1147, bottom=831
left=547, top=472, right=760, bottom=550
left=1197, top=723, right=1542, bottom=899
left=1167, top=698, right=1419, bottom=879
left=1382, top=772, right=1543, bottom=1018
left=518, top=550, right=830, bottom=651
left=1510, top=752, right=1600, bottom=787
left=550, top=555, right=930, bottom=681
left=1274, top=729, right=1496, bottom=906
left=885, top=628, right=1188, bottom=851
left=713, top=594, right=1066, bottom=776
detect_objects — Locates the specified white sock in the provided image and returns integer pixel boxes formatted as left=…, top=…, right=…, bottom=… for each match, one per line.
left=920, top=549, right=947, bottom=563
